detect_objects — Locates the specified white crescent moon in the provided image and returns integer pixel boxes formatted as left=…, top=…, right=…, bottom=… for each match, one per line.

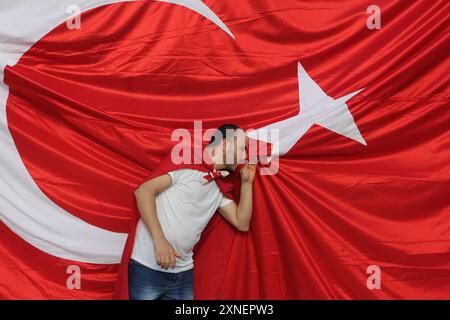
left=0, top=0, right=234, bottom=264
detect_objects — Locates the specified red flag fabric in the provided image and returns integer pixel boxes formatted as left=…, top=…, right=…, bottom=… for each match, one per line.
left=0, top=0, right=449, bottom=299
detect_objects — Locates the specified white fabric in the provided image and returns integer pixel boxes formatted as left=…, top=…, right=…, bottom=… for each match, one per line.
left=132, top=169, right=233, bottom=272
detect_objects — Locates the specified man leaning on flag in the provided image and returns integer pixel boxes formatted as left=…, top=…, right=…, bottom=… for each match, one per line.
left=117, top=124, right=256, bottom=300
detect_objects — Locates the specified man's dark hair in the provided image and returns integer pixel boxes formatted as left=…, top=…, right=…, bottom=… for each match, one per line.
left=208, top=124, right=241, bottom=147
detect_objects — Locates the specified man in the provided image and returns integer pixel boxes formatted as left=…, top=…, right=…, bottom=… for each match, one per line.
left=128, top=124, right=256, bottom=300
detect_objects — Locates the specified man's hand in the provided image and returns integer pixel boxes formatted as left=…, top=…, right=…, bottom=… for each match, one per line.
left=153, top=237, right=181, bottom=270
left=240, top=162, right=257, bottom=183
left=219, top=162, right=256, bottom=232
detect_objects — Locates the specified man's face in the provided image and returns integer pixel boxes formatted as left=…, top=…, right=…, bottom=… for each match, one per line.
left=222, top=128, right=247, bottom=171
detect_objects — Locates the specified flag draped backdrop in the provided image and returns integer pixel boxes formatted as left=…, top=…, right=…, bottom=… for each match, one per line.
left=0, top=0, right=449, bottom=299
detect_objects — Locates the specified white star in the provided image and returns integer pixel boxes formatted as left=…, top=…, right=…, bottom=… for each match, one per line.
left=247, top=62, right=366, bottom=158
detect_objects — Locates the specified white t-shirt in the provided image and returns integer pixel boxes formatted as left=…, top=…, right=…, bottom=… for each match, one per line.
left=131, top=169, right=234, bottom=273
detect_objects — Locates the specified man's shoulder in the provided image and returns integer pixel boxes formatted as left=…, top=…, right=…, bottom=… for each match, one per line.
left=168, top=168, right=206, bottom=181
left=169, top=168, right=205, bottom=175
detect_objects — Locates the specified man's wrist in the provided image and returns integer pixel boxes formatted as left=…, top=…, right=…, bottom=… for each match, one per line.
left=240, top=180, right=254, bottom=188
left=151, top=231, right=166, bottom=244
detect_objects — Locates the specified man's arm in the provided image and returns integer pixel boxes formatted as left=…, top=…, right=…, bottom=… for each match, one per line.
left=134, top=174, right=180, bottom=270
left=218, top=164, right=256, bottom=232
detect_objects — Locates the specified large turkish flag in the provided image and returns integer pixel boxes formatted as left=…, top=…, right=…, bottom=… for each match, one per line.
left=0, top=0, right=448, bottom=299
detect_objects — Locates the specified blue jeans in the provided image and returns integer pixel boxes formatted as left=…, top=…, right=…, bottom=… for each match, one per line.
left=128, top=259, right=194, bottom=300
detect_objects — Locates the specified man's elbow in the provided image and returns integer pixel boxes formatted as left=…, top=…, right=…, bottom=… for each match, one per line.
left=133, top=185, right=143, bottom=198
left=134, top=184, right=153, bottom=198
left=236, top=223, right=250, bottom=232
